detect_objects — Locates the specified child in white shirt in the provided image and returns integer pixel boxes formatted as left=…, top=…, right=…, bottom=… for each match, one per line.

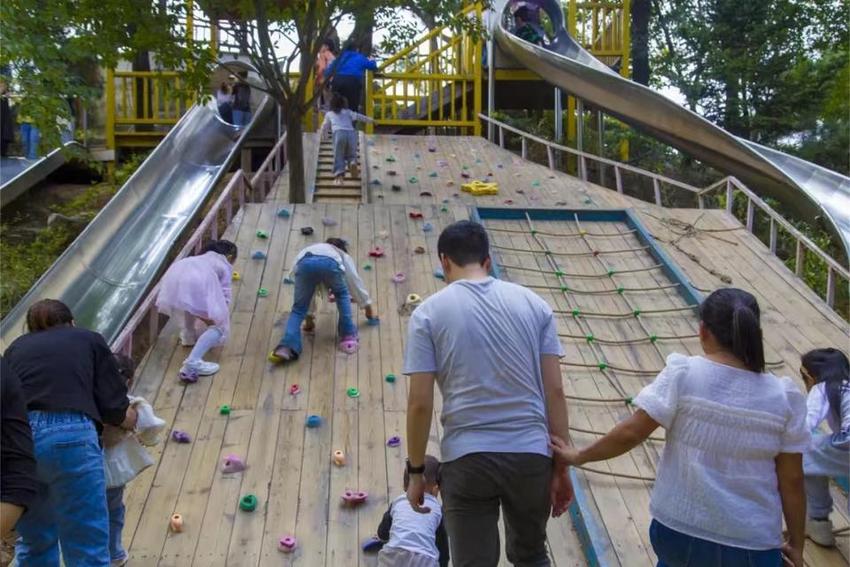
left=800, top=347, right=850, bottom=547
left=320, top=93, right=373, bottom=184
left=376, top=455, right=448, bottom=567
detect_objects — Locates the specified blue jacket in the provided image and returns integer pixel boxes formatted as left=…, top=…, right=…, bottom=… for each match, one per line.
left=324, top=50, right=378, bottom=79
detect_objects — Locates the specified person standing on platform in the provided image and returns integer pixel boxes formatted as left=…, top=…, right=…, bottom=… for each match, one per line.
left=324, top=40, right=378, bottom=113
left=0, top=79, right=14, bottom=157
left=315, top=38, right=337, bottom=111
left=231, top=71, right=252, bottom=127
left=403, top=220, right=573, bottom=567
left=215, top=81, right=234, bottom=124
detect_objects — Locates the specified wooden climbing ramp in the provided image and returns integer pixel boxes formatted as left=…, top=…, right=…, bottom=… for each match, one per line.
left=122, top=134, right=849, bottom=566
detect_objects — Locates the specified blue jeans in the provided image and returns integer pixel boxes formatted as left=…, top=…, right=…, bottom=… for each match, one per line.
left=233, top=109, right=252, bottom=127
left=106, top=486, right=126, bottom=563
left=20, top=123, right=40, bottom=159
left=333, top=129, right=358, bottom=176
left=650, top=520, right=781, bottom=567
left=278, top=255, right=356, bottom=355
left=15, top=411, right=110, bottom=567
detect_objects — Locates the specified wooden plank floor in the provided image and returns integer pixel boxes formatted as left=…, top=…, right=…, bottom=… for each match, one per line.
left=126, top=134, right=849, bottom=566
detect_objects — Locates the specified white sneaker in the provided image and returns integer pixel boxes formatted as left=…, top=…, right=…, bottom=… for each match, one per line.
left=806, top=517, right=836, bottom=547
left=179, top=329, right=196, bottom=347
left=184, top=359, right=220, bottom=376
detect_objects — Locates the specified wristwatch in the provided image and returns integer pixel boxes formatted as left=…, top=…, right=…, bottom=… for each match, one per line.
left=405, top=458, right=425, bottom=475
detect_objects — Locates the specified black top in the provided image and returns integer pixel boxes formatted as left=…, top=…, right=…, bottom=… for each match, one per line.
left=377, top=506, right=449, bottom=567
left=233, top=83, right=251, bottom=111
left=1, top=357, right=38, bottom=509
left=4, top=326, right=129, bottom=428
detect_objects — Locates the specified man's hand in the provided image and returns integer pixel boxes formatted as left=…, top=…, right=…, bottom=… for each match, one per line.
left=550, top=466, right=574, bottom=517
left=781, top=542, right=803, bottom=567
left=406, top=474, right=431, bottom=514
left=550, top=435, right=584, bottom=466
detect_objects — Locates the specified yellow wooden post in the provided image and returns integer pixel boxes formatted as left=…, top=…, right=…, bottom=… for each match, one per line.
left=619, top=0, right=631, bottom=161
left=185, top=0, right=194, bottom=44
left=305, top=71, right=315, bottom=131
left=106, top=68, right=115, bottom=150
left=210, top=22, right=218, bottom=59
left=365, top=71, right=375, bottom=134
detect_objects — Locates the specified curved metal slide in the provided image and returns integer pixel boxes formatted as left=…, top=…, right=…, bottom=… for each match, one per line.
left=492, top=0, right=850, bottom=259
left=1, top=93, right=272, bottom=348
left=0, top=141, right=80, bottom=207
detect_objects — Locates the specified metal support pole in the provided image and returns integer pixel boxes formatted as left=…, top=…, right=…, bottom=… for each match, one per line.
left=576, top=99, right=584, bottom=154
left=554, top=88, right=563, bottom=143
left=487, top=38, right=495, bottom=142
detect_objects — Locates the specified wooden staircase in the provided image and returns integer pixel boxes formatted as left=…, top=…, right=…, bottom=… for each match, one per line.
left=312, top=132, right=364, bottom=203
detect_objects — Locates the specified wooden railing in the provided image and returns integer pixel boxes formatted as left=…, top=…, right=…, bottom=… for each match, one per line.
left=568, top=0, right=630, bottom=71
left=111, top=132, right=288, bottom=359
left=479, top=113, right=849, bottom=312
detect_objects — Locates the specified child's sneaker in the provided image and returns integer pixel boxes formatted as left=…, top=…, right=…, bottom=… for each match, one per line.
left=339, top=336, right=359, bottom=354
left=183, top=359, right=220, bottom=376
left=179, top=329, right=197, bottom=347
left=806, top=517, right=836, bottom=546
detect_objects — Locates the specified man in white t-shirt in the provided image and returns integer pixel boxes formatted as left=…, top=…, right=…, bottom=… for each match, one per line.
left=403, top=220, right=573, bottom=566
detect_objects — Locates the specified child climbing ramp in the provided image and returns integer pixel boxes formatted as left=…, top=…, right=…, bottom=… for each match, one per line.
left=271, top=238, right=375, bottom=362
left=155, top=239, right=238, bottom=381
left=315, top=93, right=373, bottom=200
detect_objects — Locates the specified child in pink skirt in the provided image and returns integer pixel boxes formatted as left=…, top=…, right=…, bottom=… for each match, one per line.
left=155, top=240, right=238, bottom=381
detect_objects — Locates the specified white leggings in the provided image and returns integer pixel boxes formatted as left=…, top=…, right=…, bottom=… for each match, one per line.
left=182, top=312, right=225, bottom=364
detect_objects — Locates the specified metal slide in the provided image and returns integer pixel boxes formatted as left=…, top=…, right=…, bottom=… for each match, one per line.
left=0, top=141, right=79, bottom=207
left=1, top=92, right=271, bottom=348
left=492, top=0, right=850, bottom=259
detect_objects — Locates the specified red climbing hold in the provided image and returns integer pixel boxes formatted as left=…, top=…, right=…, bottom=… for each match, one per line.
left=409, top=211, right=424, bottom=219
left=342, top=490, right=369, bottom=506
left=289, top=384, right=301, bottom=396
left=369, top=246, right=385, bottom=258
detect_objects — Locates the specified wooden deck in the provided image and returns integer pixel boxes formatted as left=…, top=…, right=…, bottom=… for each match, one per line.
left=125, top=135, right=849, bottom=566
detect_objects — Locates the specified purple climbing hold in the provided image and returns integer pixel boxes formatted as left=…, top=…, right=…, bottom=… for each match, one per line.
left=386, top=436, right=401, bottom=447
left=171, top=430, right=191, bottom=443
left=179, top=369, right=198, bottom=384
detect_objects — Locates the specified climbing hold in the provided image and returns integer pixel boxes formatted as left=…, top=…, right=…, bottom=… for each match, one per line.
left=625, top=397, right=634, bottom=406
left=446, top=180, right=455, bottom=186
left=377, top=230, right=389, bottom=239
left=306, top=415, right=322, bottom=428
left=531, top=181, right=540, bottom=187
left=347, top=387, right=360, bottom=399
left=461, top=180, right=498, bottom=195
left=607, top=269, right=616, bottom=276
left=592, top=250, right=600, bottom=257
left=283, top=276, right=294, bottom=284
left=475, top=158, right=482, bottom=164
left=278, top=536, right=297, bottom=553
left=239, top=494, right=258, bottom=512
left=440, top=206, right=448, bottom=213
left=530, top=229, right=538, bottom=235
left=339, top=337, right=359, bottom=355
left=571, top=308, right=581, bottom=317
left=616, top=286, right=625, bottom=295
left=419, top=191, right=433, bottom=197
left=649, top=334, right=658, bottom=343
left=560, top=285, right=569, bottom=292
left=171, top=430, right=191, bottom=443
left=289, top=384, right=301, bottom=396
left=369, top=246, right=385, bottom=258
left=460, top=172, right=471, bottom=179
left=371, top=179, right=382, bottom=185
left=257, top=287, right=269, bottom=297
left=179, top=369, right=199, bottom=384
left=462, top=165, right=469, bottom=170
left=387, top=170, right=398, bottom=176
left=633, top=309, right=642, bottom=317
left=437, top=159, right=448, bottom=167
left=586, top=334, right=595, bottom=343
left=503, top=199, right=514, bottom=205
left=406, top=293, right=423, bottom=306
left=362, top=536, right=383, bottom=553
left=333, top=450, right=346, bottom=466
left=221, top=454, right=246, bottom=473
left=391, top=184, right=402, bottom=192
left=414, top=153, right=420, bottom=159
left=598, top=362, right=608, bottom=371
left=409, top=211, right=424, bottom=219
left=386, top=436, right=401, bottom=447
left=579, top=229, right=587, bottom=235
left=232, top=271, right=241, bottom=281
left=277, top=208, right=291, bottom=218
left=428, top=171, right=438, bottom=177
left=408, top=176, right=418, bottom=183
left=392, top=272, right=406, bottom=284
left=256, top=230, right=269, bottom=239
left=414, top=246, right=426, bottom=254
left=170, top=514, right=184, bottom=533
left=385, top=373, right=397, bottom=383
left=385, top=156, right=396, bottom=162
left=422, top=222, right=433, bottom=233
left=322, top=217, right=338, bottom=227
left=300, top=226, right=314, bottom=236
left=219, top=404, right=231, bottom=415
left=341, top=490, right=368, bottom=506
left=516, top=189, right=525, bottom=195
left=497, top=163, right=504, bottom=168
left=251, top=251, right=267, bottom=260
left=367, top=316, right=380, bottom=326
left=554, top=270, right=565, bottom=277
left=433, top=268, right=444, bottom=280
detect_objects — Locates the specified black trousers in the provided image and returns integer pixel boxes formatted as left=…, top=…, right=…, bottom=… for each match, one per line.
left=331, top=75, right=363, bottom=112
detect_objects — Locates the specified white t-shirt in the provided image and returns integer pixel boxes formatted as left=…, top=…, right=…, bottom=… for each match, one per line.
left=403, top=277, right=564, bottom=462
left=634, top=354, right=810, bottom=549
left=385, top=493, right=442, bottom=560
left=290, top=243, right=371, bottom=307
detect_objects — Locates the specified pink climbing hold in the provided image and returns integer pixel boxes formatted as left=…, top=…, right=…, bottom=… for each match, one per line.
left=278, top=536, right=297, bottom=553
left=289, top=384, right=301, bottom=396
left=341, top=490, right=368, bottom=506
left=391, top=272, right=406, bottom=284
left=221, top=454, right=246, bottom=474
left=339, top=336, right=359, bottom=355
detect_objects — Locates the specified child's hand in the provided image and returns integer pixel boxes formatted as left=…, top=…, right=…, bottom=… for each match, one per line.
left=365, top=305, right=376, bottom=320
left=550, top=435, right=583, bottom=465
left=121, top=406, right=139, bottom=430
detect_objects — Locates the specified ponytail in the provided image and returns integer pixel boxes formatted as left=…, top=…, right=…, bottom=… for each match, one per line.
left=802, top=348, right=849, bottom=425
left=699, top=288, right=765, bottom=373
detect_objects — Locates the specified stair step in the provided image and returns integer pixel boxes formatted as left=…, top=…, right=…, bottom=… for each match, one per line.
left=313, top=190, right=363, bottom=199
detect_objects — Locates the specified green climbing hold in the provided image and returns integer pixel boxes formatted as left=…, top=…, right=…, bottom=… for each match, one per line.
left=386, top=156, right=396, bottom=162
left=363, top=263, right=373, bottom=271
left=607, top=269, right=616, bottom=276
left=584, top=198, right=592, bottom=204
left=440, top=206, right=448, bottom=213
left=554, top=270, right=565, bottom=277
left=256, top=230, right=269, bottom=239
left=571, top=308, right=581, bottom=317
left=219, top=404, right=231, bottom=415
left=531, top=181, right=540, bottom=187
left=586, top=334, right=595, bottom=343
left=429, top=171, right=438, bottom=177
left=598, top=362, right=608, bottom=370
left=616, top=286, right=625, bottom=295
left=633, top=309, right=642, bottom=317
left=346, top=387, right=360, bottom=398
left=544, top=250, right=552, bottom=255
left=239, top=494, right=258, bottom=512
left=530, top=229, right=537, bottom=235
left=625, top=397, right=634, bottom=406
left=649, top=334, right=658, bottom=343
left=385, top=373, right=397, bottom=383
left=257, top=287, right=269, bottom=297
left=560, top=285, right=569, bottom=292
left=409, top=176, right=418, bottom=183
left=462, top=165, right=469, bottom=170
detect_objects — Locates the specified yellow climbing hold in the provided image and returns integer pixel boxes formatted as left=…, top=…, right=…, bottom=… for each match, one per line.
left=461, top=180, right=499, bottom=196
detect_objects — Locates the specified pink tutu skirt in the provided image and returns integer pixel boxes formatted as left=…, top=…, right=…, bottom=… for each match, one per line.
left=155, top=252, right=232, bottom=337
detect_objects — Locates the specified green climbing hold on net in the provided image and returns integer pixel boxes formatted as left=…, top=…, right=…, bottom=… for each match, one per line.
left=633, top=309, right=642, bottom=317
left=530, top=229, right=537, bottom=235
left=598, top=361, right=608, bottom=370
left=625, top=397, right=634, bottom=406
left=616, top=286, right=625, bottom=294
left=560, top=285, right=569, bottom=292
left=544, top=250, right=552, bottom=255
left=649, top=334, right=658, bottom=343
left=607, top=269, right=616, bottom=276
left=586, top=334, right=595, bottom=343
left=571, top=308, right=580, bottom=317
left=554, top=270, right=565, bottom=277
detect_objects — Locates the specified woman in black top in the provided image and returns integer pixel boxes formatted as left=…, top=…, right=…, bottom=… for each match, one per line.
left=4, top=299, right=137, bottom=567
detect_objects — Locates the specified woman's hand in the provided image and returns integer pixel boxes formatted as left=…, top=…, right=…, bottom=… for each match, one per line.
left=550, top=435, right=584, bottom=466
left=781, top=542, right=803, bottom=567
left=120, top=406, right=138, bottom=430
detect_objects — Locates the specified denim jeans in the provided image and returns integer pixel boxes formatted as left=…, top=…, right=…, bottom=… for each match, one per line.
left=332, top=129, right=358, bottom=176
left=15, top=411, right=110, bottom=567
left=650, top=520, right=781, bottom=567
left=804, top=432, right=850, bottom=519
left=20, top=123, right=40, bottom=159
left=106, top=486, right=126, bottom=563
left=278, top=255, right=356, bottom=355
left=233, top=109, right=252, bottom=127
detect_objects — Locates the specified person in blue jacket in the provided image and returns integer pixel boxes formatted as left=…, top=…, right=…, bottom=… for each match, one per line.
left=324, top=40, right=378, bottom=112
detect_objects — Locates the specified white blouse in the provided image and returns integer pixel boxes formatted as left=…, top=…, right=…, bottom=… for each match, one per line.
left=635, top=354, right=809, bottom=550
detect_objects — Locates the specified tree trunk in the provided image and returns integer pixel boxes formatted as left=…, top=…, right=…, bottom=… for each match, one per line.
left=631, top=0, right=651, bottom=85
left=132, top=50, right=152, bottom=132
left=286, top=109, right=306, bottom=203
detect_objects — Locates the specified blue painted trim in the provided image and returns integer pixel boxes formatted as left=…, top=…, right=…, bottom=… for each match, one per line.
left=835, top=476, right=849, bottom=493
left=470, top=206, right=504, bottom=279
left=568, top=468, right=611, bottom=567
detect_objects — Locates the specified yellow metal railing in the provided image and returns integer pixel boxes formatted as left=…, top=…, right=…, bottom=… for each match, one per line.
left=106, top=70, right=192, bottom=149
left=365, top=3, right=483, bottom=134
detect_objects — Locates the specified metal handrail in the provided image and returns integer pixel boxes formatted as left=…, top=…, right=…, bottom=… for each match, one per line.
left=478, top=113, right=848, bottom=310
left=111, top=132, right=288, bottom=358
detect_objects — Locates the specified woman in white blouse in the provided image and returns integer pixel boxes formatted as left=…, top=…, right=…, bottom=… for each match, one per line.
left=552, top=288, right=809, bottom=567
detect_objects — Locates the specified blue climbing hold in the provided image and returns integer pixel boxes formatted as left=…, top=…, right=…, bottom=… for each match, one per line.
left=252, top=251, right=267, bottom=260
left=434, top=268, right=445, bottom=280
left=362, top=536, right=383, bottom=553
left=277, top=208, right=291, bottom=218
left=367, top=317, right=381, bottom=326
left=422, top=222, right=433, bottom=233
left=306, top=415, right=322, bottom=428
left=371, top=179, right=382, bottom=185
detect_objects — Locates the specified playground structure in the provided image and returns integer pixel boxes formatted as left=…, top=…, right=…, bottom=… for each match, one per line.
left=2, top=2, right=850, bottom=566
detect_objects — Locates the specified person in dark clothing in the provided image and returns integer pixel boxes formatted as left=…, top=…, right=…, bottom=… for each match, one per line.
left=4, top=299, right=136, bottom=567
left=0, top=79, right=13, bottom=157
left=231, top=71, right=252, bottom=127
left=376, top=455, right=449, bottom=567
left=324, top=41, right=378, bottom=112
left=514, top=5, right=545, bottom=45
left=0, top=357, right=38, bottom=539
